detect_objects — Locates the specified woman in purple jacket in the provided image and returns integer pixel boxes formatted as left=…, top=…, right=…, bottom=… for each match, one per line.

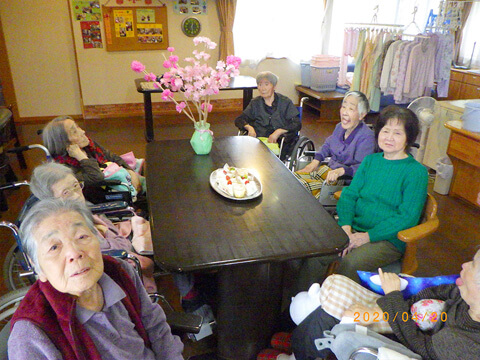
left=294, top=91, right=375, bottom=198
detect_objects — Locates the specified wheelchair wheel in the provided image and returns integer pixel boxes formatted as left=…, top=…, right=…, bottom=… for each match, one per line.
left=3, top=244, right=35, bottom=291
left=0, top=286, right=29, bottom=327
left=288, top=136, right=315, bottom=172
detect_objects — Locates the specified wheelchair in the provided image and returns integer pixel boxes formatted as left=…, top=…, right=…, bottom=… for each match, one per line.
left=237, top=97, right=316, bottom=172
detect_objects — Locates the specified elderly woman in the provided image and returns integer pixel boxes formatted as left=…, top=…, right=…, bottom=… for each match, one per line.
left=294, top=91, right=375, bottom=198
left=292, top=250, right=480, bottom=360
left=42, top=116, right=144, bottom=196
left=29, top=162, right=156, bottom=293
left=9, top=198, right=184, bottom=360
left=334, top=105, right=428, bottom=282
left=234, top=71, right=301, bottom=160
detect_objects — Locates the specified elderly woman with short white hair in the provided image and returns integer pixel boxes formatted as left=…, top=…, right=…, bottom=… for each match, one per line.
left=29, top=162, right=156, bottom=293
left=8, top=198, right=184, bottom=360
left=234, top=71, right=301, bottom=160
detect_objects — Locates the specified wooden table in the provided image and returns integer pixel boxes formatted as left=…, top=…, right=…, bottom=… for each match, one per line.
left=444, top=120, right=480, bottom=208
left=295, top=85, right=344, bottom=122
left=135, top=76, right=257, bottom=142
left=146, top=136, right=348, bottom=360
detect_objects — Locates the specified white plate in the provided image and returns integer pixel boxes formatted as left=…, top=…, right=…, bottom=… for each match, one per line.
left=370, top=274, right=408, bottom=291
left=209, top=169, right=262, bottom=200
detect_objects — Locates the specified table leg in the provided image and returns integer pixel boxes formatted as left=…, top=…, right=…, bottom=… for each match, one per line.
left=143, top=93, right=154, bottom=142
left=243, top=89, right=253, bottom=110
left=216, top=262, right=283, bottom=360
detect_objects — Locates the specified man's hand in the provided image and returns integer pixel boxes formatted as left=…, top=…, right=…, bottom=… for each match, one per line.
left=341, top=232, right=370, bottom=257
left=267, top=128, right=287, bottom=143
left=245, top=125, right=256, bottom=137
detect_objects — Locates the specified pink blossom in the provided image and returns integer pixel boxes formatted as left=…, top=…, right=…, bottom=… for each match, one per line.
left=144, top=72, right=157, bottom=81
left=176, top=102, right=187, bottom=113
left=226, top=55, right=242, bottom=68
left=201, top=103, right=213, bottom=112
left=131, top=60, right=145, bottom=73
left=169, top=55, right=179, bottom=63
left=161, top=89, right=173, bottom=100
left=163, top=60, right=172, bottom=68
left=167, top=47, right=175, bottom=52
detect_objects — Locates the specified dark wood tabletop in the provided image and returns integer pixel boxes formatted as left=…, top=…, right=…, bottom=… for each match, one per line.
left=146, top=136, right=348, bottom=272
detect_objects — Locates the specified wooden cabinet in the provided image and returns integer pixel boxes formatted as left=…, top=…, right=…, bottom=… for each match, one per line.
left=447, top=69, right=480, bottom=100
left=444, top=121, right=480, bottom=208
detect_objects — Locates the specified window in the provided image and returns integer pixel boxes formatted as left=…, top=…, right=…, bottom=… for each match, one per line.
left=459, top=2, right=480, bottom=67
left=233, top=0, right=325, bottom=64
left=234, top=0, right=441, bottom=64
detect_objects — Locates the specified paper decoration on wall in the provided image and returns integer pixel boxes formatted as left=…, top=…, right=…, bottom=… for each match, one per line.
left=137, top=9, right=155, bottom=23
left=81, top=21, right=103, bottom=48
left=173, top=0, right=207, bottom=15
left=114, top=9, right=134, bottom=38
left=137, top=24, right=163, bottom=43
left=73, top=0, right=101, bottom=21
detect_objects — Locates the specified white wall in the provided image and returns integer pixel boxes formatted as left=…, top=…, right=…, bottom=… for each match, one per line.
left=0, top=0, right=82, bottom=117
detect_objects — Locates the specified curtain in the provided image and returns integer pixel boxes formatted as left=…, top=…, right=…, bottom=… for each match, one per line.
left=454, top=0, right=472, bottom=63
left=217, top=0, right=236, bottom=61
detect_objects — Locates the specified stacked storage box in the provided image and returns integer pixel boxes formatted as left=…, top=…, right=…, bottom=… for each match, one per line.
left=310, top=55, right=340, bottom=92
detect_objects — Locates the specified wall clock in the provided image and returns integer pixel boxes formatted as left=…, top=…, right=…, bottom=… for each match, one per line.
left=181, top=17, right=201, bottom=37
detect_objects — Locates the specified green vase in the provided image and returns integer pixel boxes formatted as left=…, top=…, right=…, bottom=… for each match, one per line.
left=190, top=122, right=213, bottom=155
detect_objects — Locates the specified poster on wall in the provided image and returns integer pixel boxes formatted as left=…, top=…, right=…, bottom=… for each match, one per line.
left=80, top=21, right=103, bottom=48
left=137, top=9, right=155, bottom=23
left=137, top=24, right=163, bottom=43
left=113, top=9, right=134, bottom=37
left=73, top=0, right=101, bottom=21
left=173, top=0, right=207, bottom=15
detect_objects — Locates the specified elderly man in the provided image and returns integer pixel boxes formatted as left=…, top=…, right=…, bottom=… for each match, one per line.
left=9, top=198, right=184, bottom=360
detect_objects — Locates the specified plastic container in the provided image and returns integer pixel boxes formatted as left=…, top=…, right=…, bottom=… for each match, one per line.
left=434, top=156, right=453, bottom=195
left=311, top=55, right=340, bottom=68
left=300, top=62, right=311, bottom=87
left=310, top=66, right=340, bottom=92
left=462, top=100, right=480, bottom=132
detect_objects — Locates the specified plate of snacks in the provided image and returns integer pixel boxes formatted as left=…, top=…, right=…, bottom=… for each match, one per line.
left=210, top=163, right=262, bottom=200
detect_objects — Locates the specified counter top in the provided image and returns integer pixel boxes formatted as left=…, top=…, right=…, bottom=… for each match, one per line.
left=445, top=120, right=480, bottom=141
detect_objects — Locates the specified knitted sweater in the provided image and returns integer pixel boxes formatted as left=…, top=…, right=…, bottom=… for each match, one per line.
left=377, top=284, right=480, bottom=360
left=337, top=152, right=428, bottom=252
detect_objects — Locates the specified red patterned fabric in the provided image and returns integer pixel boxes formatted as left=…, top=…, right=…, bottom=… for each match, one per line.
left=270, top=332, right=292, bottom=354
left=257, top=348, right=282, bottom=360
left=54, top=137, right=108, bottom=168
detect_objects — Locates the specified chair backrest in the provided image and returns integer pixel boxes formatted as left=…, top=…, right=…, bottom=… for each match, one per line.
left=400, top=193, right=439, bottom=274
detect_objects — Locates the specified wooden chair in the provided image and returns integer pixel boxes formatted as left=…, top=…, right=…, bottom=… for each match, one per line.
left=332, top=191, right=439, bottom=275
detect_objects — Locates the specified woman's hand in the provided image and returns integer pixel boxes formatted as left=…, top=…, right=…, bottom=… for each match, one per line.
left=378, top=268, right=401, bottom=294
left=128, top=169, right=143, bottom=193
left=268, top=128, right=287, bottom=143
left=298, top=159, right=320, bottom=174
left=326, top=167, right=345, bottom=184
left=341, top=231, right=370, bottom=257
left=344, top=304, right=383, bottom=326
left=244, top=125, right=256, bottom=138
left=67, top=144, right=88, bottom=161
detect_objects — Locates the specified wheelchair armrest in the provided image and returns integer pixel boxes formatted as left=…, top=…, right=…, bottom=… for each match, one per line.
left=89, top=201, right=130, bottom=214
left=166, top=311, right=203, bottom=334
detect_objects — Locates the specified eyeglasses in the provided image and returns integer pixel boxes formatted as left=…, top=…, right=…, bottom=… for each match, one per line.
left=61, top=181, right=84, bottom=198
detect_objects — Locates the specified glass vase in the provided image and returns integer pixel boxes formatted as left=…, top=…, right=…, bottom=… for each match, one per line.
left=190, top=122, right=213, bottom=155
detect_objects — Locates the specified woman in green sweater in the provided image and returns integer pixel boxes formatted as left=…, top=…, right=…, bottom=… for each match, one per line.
left=335, top=105, right=428, bottom=283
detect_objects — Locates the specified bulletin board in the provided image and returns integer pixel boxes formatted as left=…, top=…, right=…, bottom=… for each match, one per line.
left=102, top=5, right=169, bottom=51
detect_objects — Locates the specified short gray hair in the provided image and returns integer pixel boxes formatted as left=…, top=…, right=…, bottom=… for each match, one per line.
left=256, top=71, right=279, bottom=87
left=42, top=116, right=72, bottom=156
left=30, top=162, right=75, bottom=200
left=344, top=90, right=370, bottom=117
left=19, top=198, right=97, bottom=271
